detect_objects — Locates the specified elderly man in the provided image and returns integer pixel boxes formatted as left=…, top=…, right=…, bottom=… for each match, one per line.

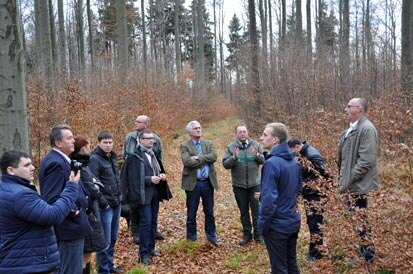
left=123, top=115, right=165, bottom=243
left=259, top=123, right=301, bottom=274
left=180, top=120, right=221, bottom=247
left=338, top=98, right=379, bottom=263
left=223, top=124, right=265, bottom=245
left=0, top=150, right=80, bottom=274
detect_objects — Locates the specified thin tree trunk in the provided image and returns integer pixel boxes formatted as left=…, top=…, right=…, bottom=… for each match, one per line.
left=401, top=0, right=412, bottom=97
left=87, top=0, right=95, bottom=74
left=75, top=0, right=85, bottom=76
left=174, top=0, right=181, bottom=76
left=142, top=0, right=147, bottom=83
left=116, top=0, right=128, bottom=84
left=57, top=0, right=67, bottom=77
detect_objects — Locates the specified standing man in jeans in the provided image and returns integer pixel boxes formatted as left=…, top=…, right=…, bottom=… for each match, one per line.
left=338, top=98, right=379, bottom=263
left=89, top=131, right=124, bottom=274
left=123, top=115, right=165, bottom=243
left=180, top=120, right=222, bottom=247
left=223, top=124, right=265, bottom=245
left=39, top=125, right=92, bottom=274
left=259, top=123, right=301, bottom=274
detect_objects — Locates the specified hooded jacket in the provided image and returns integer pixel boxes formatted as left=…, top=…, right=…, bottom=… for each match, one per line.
left=258, top=141, right=302, bottom=235
left=0, top=174, right=79, bottom=274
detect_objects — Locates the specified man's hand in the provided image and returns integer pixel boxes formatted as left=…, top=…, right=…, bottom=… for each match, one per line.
left=159, top=173, right=167, bottom=181
left=233, top=147, right=239, bottom=160
left=251, top=146, right=259, bottom=157
left=69, top=171, right=80, bottom=184
left=254, top=192, right=260, bottom=200
left=151, top=176, right=161, bottom=184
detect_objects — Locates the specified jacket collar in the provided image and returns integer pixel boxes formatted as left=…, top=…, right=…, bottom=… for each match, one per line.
left=1, top=174, right=37, bottom=191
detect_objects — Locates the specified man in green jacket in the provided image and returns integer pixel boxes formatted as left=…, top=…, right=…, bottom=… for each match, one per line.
left=223, top=124, right=264, bottom=245
left=338, top=97, right=379, bottom=264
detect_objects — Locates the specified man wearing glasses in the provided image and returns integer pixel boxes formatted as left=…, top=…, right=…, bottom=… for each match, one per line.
left=338, top=98, right=379, bottom=264
left=123, top=115, right=165, bottom=243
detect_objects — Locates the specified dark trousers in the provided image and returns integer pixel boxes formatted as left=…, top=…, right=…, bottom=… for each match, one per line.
left=346, top=194, right=375, bottom=260
left=233, top=185, right=260, bottom=239
left=263, top=230, right=300, bottom=274
left=303, top=194, right=324, bottom=258
left=137, top=188, right=160, bottom=258
left=186, top=180, right=216, bottom=241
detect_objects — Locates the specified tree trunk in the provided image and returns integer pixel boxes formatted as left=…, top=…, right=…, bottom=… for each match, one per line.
left=142, top=0, right=147, bottom=83
left=116, top=0, right=128, bottom=84
left=48, top=0, right=57, bottom=68
left=0, top=0, right=30, bottom=153
left=75, top=0, right=85, bottom=76
left=401, top=0, right=412, bottom=97
left=87, top=0, right=95, bottom=74
left=174, top=0, right=182, bottom=76
left=57, top=0, right=67, bottom=77
left=306, top=0, right=312, bottom=61
left=340, top=0, right=350, bottom=94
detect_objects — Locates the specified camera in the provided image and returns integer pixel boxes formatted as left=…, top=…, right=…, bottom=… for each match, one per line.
left=70, top=159, right=87, bottom=175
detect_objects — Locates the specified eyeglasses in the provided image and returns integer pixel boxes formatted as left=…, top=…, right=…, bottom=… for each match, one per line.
left=346, top=105, right=360, bottom=108
left=141, top=137, right=154, bottom=140
left=135, top=121, right=146, bottom=124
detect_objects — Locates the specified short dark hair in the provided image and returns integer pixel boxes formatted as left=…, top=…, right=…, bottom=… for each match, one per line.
left=287, top=138, right=302, bottom=148
left=0, top=150, right=30, bottom=174
left=139, top=129, right=153, bottom=140
left=97, top=131, right=113, bottom=141
left=50, top=125, right=72, bottom=147
left=234, top=124, right=248, bottom=133
left=265, top=123, right=289, bottom=142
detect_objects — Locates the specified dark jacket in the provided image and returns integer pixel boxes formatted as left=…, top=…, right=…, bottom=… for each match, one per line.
left=123, top=131, right=163, bottom=160
left=298, top=141, right=327, bottom=197
left=0, top=174, right=79, bottom=274
left=39, top=149, right=92, bottom=241
left=120, top=146, right=172, bottom=207
left=222, top=139, right=265, bottom=188
left=258, top=142, right=302, bottom=235
left=89, top=146, right=121, bottom=208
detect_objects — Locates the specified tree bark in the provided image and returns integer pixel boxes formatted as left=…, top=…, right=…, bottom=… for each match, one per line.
left=401, top=0, right=412, bottom=97
left=87, top=0, right=95, bottom=74
left=0, top=0, right=30, bottom=153
left=116, top=0, right=128, bottom=84
left=57, top=0, right=67, bottom=77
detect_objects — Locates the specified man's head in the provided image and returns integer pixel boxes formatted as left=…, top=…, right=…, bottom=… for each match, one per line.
left=139, top=129, right=155, bottom=149
left=134, top=115, right=150, bottom=131
left=0, top=150, right=35, bottom=181
left=97, top=131, right=113, bottom=154
left=260, top=123, right=288, bottom=150
left=235, top=124, right=249, bottom=143
left=50, top=125, right=75, bottom=156
left=287, top=138, right=303, bottom=154
left=186, top=120, right=202, bottom=141
left=344, top=98, right=368, bottom=123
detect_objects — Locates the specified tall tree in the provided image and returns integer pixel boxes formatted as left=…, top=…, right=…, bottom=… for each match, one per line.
left=38, top=0, right=55, bottom=92
left=116, top=0, right=128, bottom=83
left=340, top=0, right=350, bottom=94
left=401, top=0, right=412, bottom=97
left=141, top=0, right=148, bottom=82
left=226, top=14, right=243, bottom=85
left=174, top=0, right=182, bottom=75
left=75, top=0, right=85, bottom=76
left=306, top=0, right=312, bottom=61
left=87, top=0, right=95, bottom=73
left=0, top=0, right=30, bottom=152
left=57, top=0, right=67, bottom=76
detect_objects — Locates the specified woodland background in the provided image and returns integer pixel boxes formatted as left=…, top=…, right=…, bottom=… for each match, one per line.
left=0, top=0, right=413, bottom=273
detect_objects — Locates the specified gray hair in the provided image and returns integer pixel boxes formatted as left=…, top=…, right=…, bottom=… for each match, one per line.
left=50, top=125, right=72, bottom=147
left=186, top=120, right=201, bottom=134
left=265, top=123, right=289, bottom=142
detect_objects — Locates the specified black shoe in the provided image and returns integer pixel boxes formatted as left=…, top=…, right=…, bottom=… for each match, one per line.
left=155, top=231, right=165, bottom=240
left=360, top=245, right=375, bottom=263
left=238, top=236, right=252, bottom=246
left=133, top=234, right=139, bottom=245
left=149, top=250, right=161, bottom=257
left=208, top=239, right=223, bottom=247
left=110, top=267, right=125, bottom=273
left=140, top=256, right=152, bottom=265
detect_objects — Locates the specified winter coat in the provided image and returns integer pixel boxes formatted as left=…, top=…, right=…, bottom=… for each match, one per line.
left=89, top=146, right=121, bottom=208
left=258, top=142, right=302, bottom=235
left=0, top=174, right=79, bottom=274
left=338, top=117, right=379, bottom=195
left=222, top=139, right=264, bottom=188
left=120, top=146, right=172, bottom=207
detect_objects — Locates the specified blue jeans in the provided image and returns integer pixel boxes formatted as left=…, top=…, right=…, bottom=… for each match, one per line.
left=186, top=180, right=216, bottom=241
left=138, top=188, right=160, bottom=258
left=58, top=238, right=84, bottom=274
left=263, top=230, right=300, bottom=274
left=97, top=205, right=121, bottom=274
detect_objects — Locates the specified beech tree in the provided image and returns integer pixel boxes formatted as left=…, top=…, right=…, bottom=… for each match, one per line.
left=0, top=0, right=30, bottom=153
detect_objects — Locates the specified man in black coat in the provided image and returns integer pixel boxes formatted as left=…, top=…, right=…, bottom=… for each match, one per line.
left=288, top=138, right=330, bottom=262
left=121, top=129, right=172, bottom=265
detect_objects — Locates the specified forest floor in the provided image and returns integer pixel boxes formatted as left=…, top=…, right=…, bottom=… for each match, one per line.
left=110, top=116, right=411, bottom=274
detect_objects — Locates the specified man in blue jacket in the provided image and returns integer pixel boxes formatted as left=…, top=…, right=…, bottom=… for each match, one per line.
left=0, top=150, right=80, bottom=274
left=40, top=125, right=92, bottom=274
left=259, top=123, right=301, bottom=274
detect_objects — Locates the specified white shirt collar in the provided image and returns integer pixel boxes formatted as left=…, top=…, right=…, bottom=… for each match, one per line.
left=52, top=148, right=71, bottom=163
left=349, top=120, right=359, bottom=129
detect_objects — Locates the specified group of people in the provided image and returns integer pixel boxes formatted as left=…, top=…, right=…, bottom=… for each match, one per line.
left=0, top=97, right=379, bottom=274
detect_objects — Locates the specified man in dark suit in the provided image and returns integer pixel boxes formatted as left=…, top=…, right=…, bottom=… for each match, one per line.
left=121, top=129, right=172, bottom=265
left=39, top=125, right=92, bottom=274
left=180, top=120, right=221, bottom=247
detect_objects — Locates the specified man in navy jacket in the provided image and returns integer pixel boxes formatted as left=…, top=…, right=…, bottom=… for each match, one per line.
left=0, top=150, right=80, bottom=274
left=259, top=123, right=301, bottom=274
left=39, top=125, right=92, bottom=274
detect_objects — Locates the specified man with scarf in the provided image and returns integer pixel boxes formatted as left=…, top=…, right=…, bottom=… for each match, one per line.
left=120, top=129, right=172, bottom=265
